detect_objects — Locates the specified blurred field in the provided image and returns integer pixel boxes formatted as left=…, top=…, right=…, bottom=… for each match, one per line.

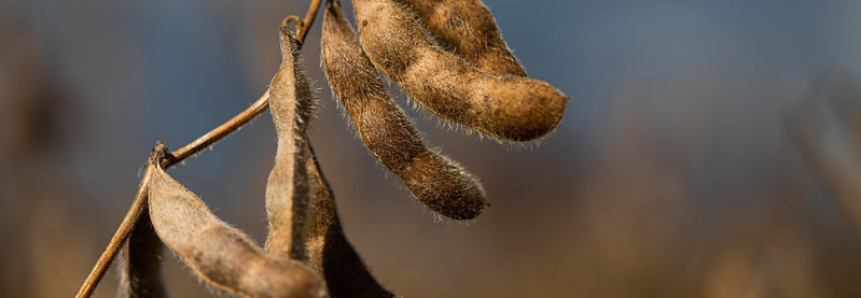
left=2, top=0, right=861, bottom=297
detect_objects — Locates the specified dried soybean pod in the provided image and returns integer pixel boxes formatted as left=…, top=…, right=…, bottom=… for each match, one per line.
left=265, top=21, right=316, bottom=260
left=323, top=0, right=487, bottom=220
left=147, top=162, right=327, bottom=298
left=118, top=204, right=165, bottom=298
left=301, top=142, right=398, bottom=298
left=352, top=0, right=568, bottom=142
left=392, top=0, right=526, bottom=76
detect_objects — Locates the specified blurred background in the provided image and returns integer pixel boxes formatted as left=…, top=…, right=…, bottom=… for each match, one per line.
left=2, top=0, right=861, bottom=297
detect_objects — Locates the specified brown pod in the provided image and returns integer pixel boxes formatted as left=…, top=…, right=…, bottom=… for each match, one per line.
left=147, top=164, right=327, bottom=298
left=323, top=0, right=487, bottom=220
left=392, top=0, right=526, bottom=76
left=118, top=204, right=165, bottom=298
left=301, top=141, right=398, bottom=298
left=352, top=0, right=567, bottom=142
left=265, top=23, right=316, bottom=259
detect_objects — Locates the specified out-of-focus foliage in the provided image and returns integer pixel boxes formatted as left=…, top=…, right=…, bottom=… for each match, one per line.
left=2, top=0, right=861, bottom=297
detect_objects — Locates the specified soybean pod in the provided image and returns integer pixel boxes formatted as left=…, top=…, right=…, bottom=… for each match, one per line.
left=301, top=140, right=398, bottom=298
left=353, top=0, right=567, bottom=142
left=147, top=161, right=326, bottom=298
left=324, top=0, right=488, bottom=220
left=392, top=0, right=526, bottom=76
left=265, top=22, right=317, bottom=259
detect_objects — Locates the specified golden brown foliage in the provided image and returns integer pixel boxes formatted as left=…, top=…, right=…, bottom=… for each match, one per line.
left=322, top=0, right=488, bottom=220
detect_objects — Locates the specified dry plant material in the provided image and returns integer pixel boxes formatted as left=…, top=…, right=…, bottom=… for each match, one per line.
left=352, top=0, right=567, bottom=142
left=118, top=205, right=165, bottom=298
left=147, top=160, right=326, bottom=298
left=392, top=0, right=526, bottom=76
left=300, top=143, right=399, bottom=298
left=77, top=0, right=568, bottom=296
left=75, top=148, right=159, bottom=298
left=322, top=0, right=487, bottom=220
left=278, top=9, right=399, bottom=295
left=265, top=22, right=317, bottom=260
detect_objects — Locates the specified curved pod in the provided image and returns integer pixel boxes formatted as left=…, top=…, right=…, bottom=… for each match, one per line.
left=392, top=0, right=526, bottom=76
left=148, top=165, right=326, bottom=298
left=323, top=0, right=487, bottom=219
left=353, top=0, right=567, bottom=142
left=265, top=25, right=316, bottom=259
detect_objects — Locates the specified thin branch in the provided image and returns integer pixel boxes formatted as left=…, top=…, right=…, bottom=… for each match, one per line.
left=164, top=90, right=271, bottom=166
left=297, top=0, right=322, bottom=43
left=75, top=156, right=156, bottom=298
left=74, top=1, right=324, bottom=296
left=165, top=0, right=320, bottom=166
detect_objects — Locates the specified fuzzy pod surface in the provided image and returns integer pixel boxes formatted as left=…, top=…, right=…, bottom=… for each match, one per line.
left=265, top=24, right=317, bottom=260
left=392, top=0, right=526, bottom=76
left=301, top=141, right=398, bottom=298
left=323, top=0, right=487, bottom=220
left=352, top=0, right=568, bottom=142
left=147, top=164, right=327, bottom=298
left=118, top=205, right=165, bottom=298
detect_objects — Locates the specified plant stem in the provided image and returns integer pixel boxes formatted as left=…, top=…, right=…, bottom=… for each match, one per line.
left=166, top=0, right=320, bottom=166
left=74, top=162, right=154, bottom=298
left=164, top=90, right=271, bottom=166
left=74, top=1, right=323, bottom=296
left=297, top=0, right=322, bottom=43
